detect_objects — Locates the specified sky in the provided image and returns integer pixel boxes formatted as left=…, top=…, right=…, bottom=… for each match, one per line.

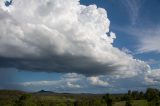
left=0, top=0, right=160, bottom=93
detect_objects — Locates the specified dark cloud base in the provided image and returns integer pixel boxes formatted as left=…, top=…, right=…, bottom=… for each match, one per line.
left=0, top=55, right=118, bottom=76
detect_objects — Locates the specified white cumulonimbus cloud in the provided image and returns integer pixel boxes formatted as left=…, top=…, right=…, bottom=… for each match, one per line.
left=0, top=0, right=151, bottom=78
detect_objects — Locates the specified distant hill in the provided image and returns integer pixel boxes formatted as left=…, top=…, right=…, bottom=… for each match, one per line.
left=37, top=90, right=54, bottom=94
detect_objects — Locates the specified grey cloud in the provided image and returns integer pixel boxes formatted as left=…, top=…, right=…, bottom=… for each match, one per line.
left=0, top=55, right=121, bottom=76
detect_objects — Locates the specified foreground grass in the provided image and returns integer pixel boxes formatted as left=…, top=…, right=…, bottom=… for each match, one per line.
left=132, top=100, right=148, bottom=106
left=114, top=100, right=148, bottom=106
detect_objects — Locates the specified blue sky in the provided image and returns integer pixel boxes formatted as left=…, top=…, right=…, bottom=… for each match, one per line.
left=80, top=0, right=160, bottom=68
left=0, top=0, right=160, bottom=93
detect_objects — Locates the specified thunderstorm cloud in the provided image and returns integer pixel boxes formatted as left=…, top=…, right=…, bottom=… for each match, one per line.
left=0, top=0, right=150, bottom=78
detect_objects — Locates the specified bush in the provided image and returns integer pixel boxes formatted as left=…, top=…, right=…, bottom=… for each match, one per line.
left=15, top=94, right=37, bottom=106
left=125, top=100, right=133, bottom=106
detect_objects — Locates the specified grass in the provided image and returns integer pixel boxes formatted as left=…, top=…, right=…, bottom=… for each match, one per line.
left=35, top=95, right=75, bottom=102
left=132, top=100, right=148, bottom=106
left=114, top=101, right=126, bottom=106
left=114, top=100, right=148, bottom=106
left=0, top=90, right=151, bottom=106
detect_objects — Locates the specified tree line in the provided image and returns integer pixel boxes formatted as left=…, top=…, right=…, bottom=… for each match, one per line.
left=103, top=88, right=160, bottom=106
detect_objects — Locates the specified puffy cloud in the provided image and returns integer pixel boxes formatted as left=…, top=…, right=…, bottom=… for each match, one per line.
left=0, top=0, right=150, bottom=78
left=66, top=82, right=81, bottom=88
left=88, top=76, right=109, bottom=87
left=121, top=48, right=133, bottom=54
left=20, top=73, right=86, bottom=92
left=144, top=69, right=160, bottom=85
left=22, top=80, right=81, bottom=90
left=19, top=73, right=111, bottom=93
left=19, top=72, right=155, bottom=93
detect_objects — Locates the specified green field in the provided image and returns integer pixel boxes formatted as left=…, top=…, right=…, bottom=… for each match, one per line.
left=0, top=88, right=160, bottom=106
left=114, top=100, right=148, bottom=106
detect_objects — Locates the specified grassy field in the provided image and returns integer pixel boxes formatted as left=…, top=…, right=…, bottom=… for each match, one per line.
left=114, top=100, right=148, bottom=106
left=0, top=89, right=157, bottom=106
left=0, top=90, right=104, bottom=106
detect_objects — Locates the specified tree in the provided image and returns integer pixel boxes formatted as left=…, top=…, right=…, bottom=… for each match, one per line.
left=103, top=93, right=113, bottom=106
left=128, top=90, right=131, bottom=96
left=145, top=88, right=159, bottom=101
left=131, top=91, right=139, bottom=100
